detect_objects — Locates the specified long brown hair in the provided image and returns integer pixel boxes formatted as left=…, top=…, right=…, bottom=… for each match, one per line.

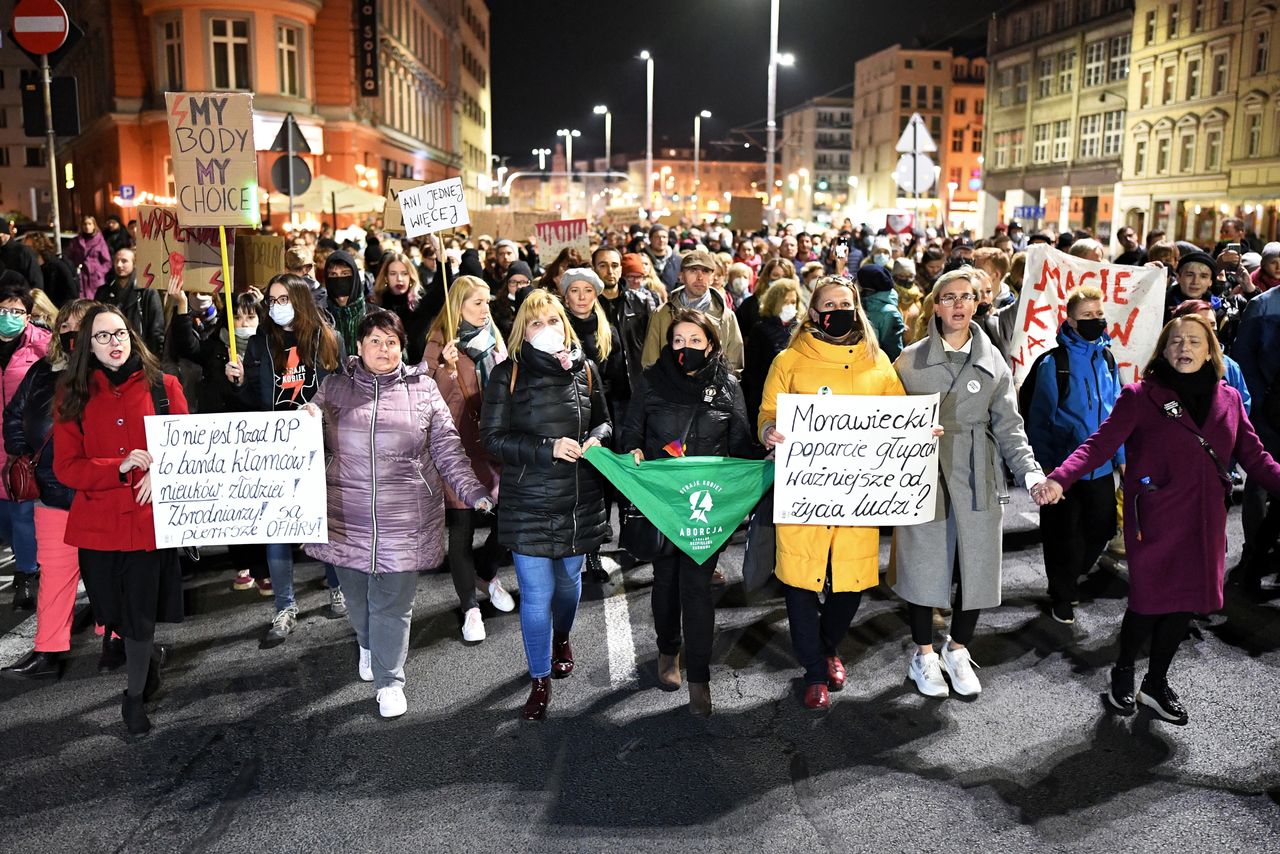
left=537, top=247, right=587, bottom=290
left=264, top=273, right=341, bottom=371
left=372, top=251, right=423, bottom=311
left=57, top=304, right=164, bottom=422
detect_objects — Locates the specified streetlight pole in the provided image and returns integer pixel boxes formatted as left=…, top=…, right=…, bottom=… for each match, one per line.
left=766, top=0, right=779, bottom=225
left=640, top=51, right=654, bottom=209
left=693, top=110, right=711, bottom=218
left=557, top=128, right=581, bottom=215
left=593, top=105, right=612, bottom=172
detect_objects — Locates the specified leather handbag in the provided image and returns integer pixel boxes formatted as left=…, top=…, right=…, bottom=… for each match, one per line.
left=619, top=504, right=674, bottom=563
left=5, top=433, right=51, bottom=502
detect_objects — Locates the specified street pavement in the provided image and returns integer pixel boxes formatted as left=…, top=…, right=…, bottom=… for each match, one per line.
left=1, top=491, right=1278, bottom=853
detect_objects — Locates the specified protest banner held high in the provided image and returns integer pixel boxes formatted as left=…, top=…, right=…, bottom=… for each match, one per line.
left=165, top=92, right=260, bottom=228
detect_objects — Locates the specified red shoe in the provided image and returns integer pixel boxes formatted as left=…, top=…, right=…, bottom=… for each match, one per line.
left=551, top=635, right=574, bottom=678
left=803, top=683, right=829, bottom=710
left=521, top=677, right=551, bottom=721
left=826, top=656, right=846, bottom=692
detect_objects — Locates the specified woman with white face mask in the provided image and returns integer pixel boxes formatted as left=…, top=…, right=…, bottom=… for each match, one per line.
left=741, top=278, right=802, bottom=427
left=479, top=289, right=612, bottom=721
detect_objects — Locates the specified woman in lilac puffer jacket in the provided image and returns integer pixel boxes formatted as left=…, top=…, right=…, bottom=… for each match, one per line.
left=305, top=311, right=492, bottom=719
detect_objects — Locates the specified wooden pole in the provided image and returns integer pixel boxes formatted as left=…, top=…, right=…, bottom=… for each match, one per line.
left=220, top=226, right=237, bottom=364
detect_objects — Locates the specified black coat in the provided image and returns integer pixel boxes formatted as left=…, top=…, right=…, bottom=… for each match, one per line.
left=2, top=359, right=72, bottom=509
left=599, top=287, right=651, bottom=401
left=567, top=312, right=627, bottom=403
left=735, top=293, right=763, bottom=341
left=377, top=290, right=436, bottom=365
left=40, top=258, right=78, bottom=307
left=480, top=348, right=612, bottom=558
left=620, top=356, right=757, bottom=461
left=741, top=317, right=793, bottom=426
left=94, top=274, right=165, bottom=356
left=0, top=240, right=45, bottom=291
left=168, top=313, right=242, bottom=413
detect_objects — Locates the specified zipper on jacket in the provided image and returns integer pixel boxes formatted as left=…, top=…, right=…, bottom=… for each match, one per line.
left=369, top=380, right=380, bottom=575
left=572, top=371, right=583, bottom=549
left=415, top=461, right=434, bottom=495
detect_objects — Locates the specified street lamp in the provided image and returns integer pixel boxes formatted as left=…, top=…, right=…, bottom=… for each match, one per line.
left=766, top=0, right=796, bottom=226
left=593, top=105, right=612, bottom=172
left=557, top=128, right=581, bottom=215
left=531, top=147, right=551, bottom=171
left=693, top=110, right=711, bottom=214
left=639, top=50, right=654, bottom=208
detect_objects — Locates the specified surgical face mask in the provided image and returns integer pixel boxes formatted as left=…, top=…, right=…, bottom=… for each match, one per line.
left=873, top=253, right=890, bottom=267
left=269, top=302, right=295, bottom=327
left=234, top=324, right=258, bottom=344
left=1075, top=318, right=1107, bottom=341
left=0, top=313, right=26, bottom=338
left=729, top=276, right=749, bottom=296
left=779, top=304, right=798, bottom=324
left=529, top=325, right=565, bottom=354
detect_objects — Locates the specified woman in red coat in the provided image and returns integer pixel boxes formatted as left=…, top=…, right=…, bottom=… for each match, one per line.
left=53, top=304, right=188, bottom=737
left=1038, top=314, right=1280, bottom=725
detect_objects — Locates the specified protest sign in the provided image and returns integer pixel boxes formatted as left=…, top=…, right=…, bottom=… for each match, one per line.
left=134, top=205, right=232, bottom=294
left=165, top=92, right=260, bottom=228
left=382, top=178, right=421, bottom=233
left=535, top=218, right=590, bottom=261
left=399, top=177, right=470, bottom=237
left=1009, top=244, right=1167, bottom=384
left=235, top=233, right=284, bottom=290
left=773, top=393, right=940, bottom=527
left=144, top=411, right=327, bottom=548
left=729, top=196, right=764, bottom=229
left=598, top=205, right=641, bottom=231
left=585, top=447, right=773, bottom=564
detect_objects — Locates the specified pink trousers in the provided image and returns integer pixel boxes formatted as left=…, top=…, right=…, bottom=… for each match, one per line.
left=33, top=506, right=85, bottom=652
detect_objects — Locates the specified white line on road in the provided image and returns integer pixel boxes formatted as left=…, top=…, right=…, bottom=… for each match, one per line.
left=602, top=557, right=637, bottom=687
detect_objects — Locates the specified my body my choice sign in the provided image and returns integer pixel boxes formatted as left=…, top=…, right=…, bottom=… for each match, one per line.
left=773, top=393, right=940, bottom=526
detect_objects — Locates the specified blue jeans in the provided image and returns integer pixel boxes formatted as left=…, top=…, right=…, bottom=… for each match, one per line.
left=265, top=543, right=339, bottom=612
left=0, top=499, right=38, bottom=574
left=512, top=553, right=584, bottom=678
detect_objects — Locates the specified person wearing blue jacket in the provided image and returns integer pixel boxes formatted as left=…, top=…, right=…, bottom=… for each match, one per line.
left=1024, top=286, right=1124, bottom=624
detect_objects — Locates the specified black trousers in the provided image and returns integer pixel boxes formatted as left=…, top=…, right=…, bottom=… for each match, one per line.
left=651, top=551, right=718, bottom=683
left=783, top=580, right=863, bottom=686
left=1040, top=474, right=1117, bottom=605
left=79, top=548, right=183, bottom=643
left=227, top=543, right=269, bottom=581
left=1116, top=609, right=1193, bottom=683
left=446, top=508, right=499, bottom=612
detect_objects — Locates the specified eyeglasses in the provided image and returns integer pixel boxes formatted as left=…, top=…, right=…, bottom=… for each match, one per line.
left=507, top=278, right=531, bottom=287
left=938, top=293, right=978, bottom=305
left=0, top=308, right=27, bottom=318
left=91, top=329, right=130, bottom=345
left=266, top=296, right=292, bottom=307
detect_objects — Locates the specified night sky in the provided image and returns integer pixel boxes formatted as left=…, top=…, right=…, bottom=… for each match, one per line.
left=487, top=0, right=1008, bottom=167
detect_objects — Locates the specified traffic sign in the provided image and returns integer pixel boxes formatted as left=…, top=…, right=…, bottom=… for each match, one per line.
left=11, top=0, right=69, bottom=55
left=893, top=153, right=936, bottom=195
left=268, top=113, right=312, bottom=154
left=270, top=155, right=312, bottom=196
left=120, top=185, right=135, bottom=201
left=895, top=113, right=937, bottom=154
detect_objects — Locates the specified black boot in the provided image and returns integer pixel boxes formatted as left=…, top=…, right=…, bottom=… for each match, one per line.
left=121, top=691, right=151, bottom=736
left=1105, top=665, right=1135, bottom=715
left=584, top=552, right=609, bottom=583
left=1137, top=676, right=1189, bottom=725
left=10, top=573, right=36, bottom=611
left=99, top=635, right=126, bottom=673
left=1, top=650, right=64, bottom=680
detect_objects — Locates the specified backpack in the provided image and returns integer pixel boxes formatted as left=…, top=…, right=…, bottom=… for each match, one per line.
left=1018, top=345, right=1116, bottom=417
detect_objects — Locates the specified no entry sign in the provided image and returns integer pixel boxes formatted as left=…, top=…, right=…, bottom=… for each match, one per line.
left=11, top=0, right=69, bottom=56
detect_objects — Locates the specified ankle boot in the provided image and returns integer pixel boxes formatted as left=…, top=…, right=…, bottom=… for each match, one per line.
left=657, top=652, right=681, bottom=690
left=121, top=691, right=151, bottom=736
left=551, top=634, right=574, bottom=678
left=521, top=677, right=551, bottom=721
left=688, top=682, right=712, bottom=717
left=99, top=635, right=125, bottom=673
left=1, top=650, right=64, bottom=680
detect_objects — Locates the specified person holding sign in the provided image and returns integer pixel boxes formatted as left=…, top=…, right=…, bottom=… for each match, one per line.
left=53, top=304, right=190, bottom=736
left=621, top=309, right=756, bottom=716
left=304, top=311, right=492, bottom=719
left=759, top=276, right=905, bottom=711
left=893, top=269, right=1043, bottom=699
left=225, top=273, right=346, bottom=646
left=94, top=248, right=166, bottom=359
left=480, top=289, right=612, bottom=721
left=1037, top=315, right=1280, bottom=725
left=424, top=276, right=515, bottom=643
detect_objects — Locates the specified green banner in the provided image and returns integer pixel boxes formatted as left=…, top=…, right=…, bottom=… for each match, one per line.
left=585, top=447, right=774, bottom=564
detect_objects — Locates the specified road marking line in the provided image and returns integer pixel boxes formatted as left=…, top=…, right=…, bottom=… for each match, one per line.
left=602, top=556, right=637, bottom=687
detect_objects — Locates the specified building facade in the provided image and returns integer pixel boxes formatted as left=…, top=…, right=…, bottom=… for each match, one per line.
left=627, top=151, right=766, bottom=222
left=980, top=0, right=1133, bottom=239
left=0, top=51, right=54, bottom=222
left=780, top=96, right=853, bottom=225
left=46, top=0, right=489, bottom=230
left=944, top=52, right=987, bottom=232
left=1117, top=0, right=1280, bottom=247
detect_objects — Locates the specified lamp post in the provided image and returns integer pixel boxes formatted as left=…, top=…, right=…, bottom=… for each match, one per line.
left=693, top=109, right=711, bottom=217
left=639, top=50, right=654, bottom=208
left=557, top=128, right=581, bottom=215
left=593, top=105, right=612, bottom=172
left=531, top=147, right=551, bottom=171
left=765, top=0, right=795, bottom=226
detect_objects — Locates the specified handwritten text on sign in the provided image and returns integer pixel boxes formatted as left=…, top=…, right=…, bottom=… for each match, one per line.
left=144, top=412, right=327, bottom=548
left=135, top=205, right=232, bottom=294
left=773, top=393, right=940, bottom=526
left=535, top=218, right=590, bottom=261
left=165, top=92, right=260, bottom=227
left=399, top=177, right=470, bottom=238
left=1009, top=244, right=1166, bottom=385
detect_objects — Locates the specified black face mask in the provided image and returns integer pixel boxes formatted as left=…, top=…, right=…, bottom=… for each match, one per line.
left=59, top=331, right=75, bottom=354
left=1075, top=318, right=1107, bottom=341
left=671, top=345, right=709, bottom=373
left=974, top=302, right=991, bottom=318
left=815, top=309, right=857, bottom=339
left=326, top=274, right=355, bottom=301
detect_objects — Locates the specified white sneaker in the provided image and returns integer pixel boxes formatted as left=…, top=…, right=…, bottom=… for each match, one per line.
left=462, top=607, right=486, bottom=642
left=908, top=650, right=950, bottom=697
left=487, top=578, right=515, bottom=612
left=358, top=647, right=373, bottom=682
left=939, top=640, right=982, bottom=696
left=376, top=686, right=407, bottom=718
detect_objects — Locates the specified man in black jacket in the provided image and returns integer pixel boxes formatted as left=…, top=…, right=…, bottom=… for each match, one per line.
left=0, top=225, right=44, bottom=291
left=593, top=246, right=649, bottom=401
left=93, top=247, right=165, bottom=356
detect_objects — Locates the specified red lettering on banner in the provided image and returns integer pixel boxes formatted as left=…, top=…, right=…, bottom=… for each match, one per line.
left=1024, top=299, right=1055, bottom=332
left=1032, top=261, right=1058, bottom=293
left=1076, top=270, right=1097, bottom=289
left=1027, top=334, right=1045, bottom=352
left=1111, top=270, right=1130, bottom=305
left=1109, top=307, right=1140, bottom=346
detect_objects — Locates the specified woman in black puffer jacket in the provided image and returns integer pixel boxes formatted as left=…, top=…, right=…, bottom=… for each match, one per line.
left=480, top=289, right=611, bottom=722
left=621, top=307, right=757, bottom=717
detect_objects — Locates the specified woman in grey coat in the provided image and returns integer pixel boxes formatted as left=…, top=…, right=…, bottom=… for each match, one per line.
left=892, top=269, right=1044, bottom=699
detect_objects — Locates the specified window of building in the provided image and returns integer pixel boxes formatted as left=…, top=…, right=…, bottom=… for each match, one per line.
left=1015, top=63, right=1029, bottom=103
left=905, top=58, right=914, bottom=69
left=1084, top=41, right=1106, bottom=87
left=1134, top=138, right=1147, bottom=174
left=1109, top=34, right=1130, bottom=81
left=1145, top=9, right=1157, bottom=43
left=1185, top=58, right=1201, bottom=99
left=0, top=149, right=8, bottom=167
left=933, top=59, right=942, bottom=70
left=1255, top=30, right=1270, bottom=75
left=901, top=84, right=911, bottom=107
left=1103, top=110, right=1125, bottom=156
left=954, top=97, right=966, bottom=115
left=0, top=70, right=5, bottom=89
left=1220, top=0, right=1232, bottom=25
left=1057, top=1, right=1072, bottom=30
left=1168, top=3, right=1180, bottom=38
left=1032, top=123, right=1051, bottom=163
left=160, top=19, right=183, bottom=90
left=1032, top=7, right=1046, bottom=35
left=24, top=147, right=43, bottom=168
left=1140, top=68, right=1153, bottom=107
left=1156, top=136, right=1171, bottom=173
left=1011, top=127, right=1025, bottom=165
left=1211, top=51, right=1229, bottom=93
left=1038, top=56, right=1055, bottom=98
left=1178, top=133, right=1195, bottom=171
left=951, top=128, right=965, bottom=152
left=1162, top=63, right=1176, bottom=103
left=0, top=109, right=5, bottom=129
left=1192, top=0, right=1206, bottom=30
left=1079, top=113, right=1102, bottom=159
left=932, top=86, right=943, bottom=109
left=1058, top=50, right=1076, bottom=93
left=931, top=115, right=942, bottom=138
left=1205, top=128, right=1222, bottom=169
left=1053, top=119, right=1071, bottom=161
left=997, top=68, right=1013, bottom=106
left=976, top=97, right=985, bottom=115
left=972, top=128, right=983, bottom=153
left=1247, top=112, right=1262, bottom=156
left=210, top=17, right=251, bottom=90
left=994, top=131, right=1009, bottom=168
left=277, top=24, right=302, bottom=98
left=917, top=85, right=927, bottom=107
left=1011, top=14, right=1027, bottom=43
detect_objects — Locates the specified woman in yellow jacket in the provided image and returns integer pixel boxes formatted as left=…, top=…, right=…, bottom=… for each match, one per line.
left=759, top=276, right=905, bottom=711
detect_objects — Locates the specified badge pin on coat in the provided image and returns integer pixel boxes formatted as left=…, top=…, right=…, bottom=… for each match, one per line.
left=967, top=380, right=981, bottom=393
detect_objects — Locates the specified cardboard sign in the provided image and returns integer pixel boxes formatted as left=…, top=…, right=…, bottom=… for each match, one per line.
left=165, top=92, right=260, bottom=227
left=1009, top=244, right=1167, bottom=384
left=535, top=218, right=590, bottom=262
left=235, top=233, right=284, bottom=290
left=468, top=211, right=548, bottom=240
left=398, top=176, right=470, bottom=237
left=382, top=178, right=421, bottom=233
left=145, top=411, right=327, bottom=548
left=598, top=205, right=641, bottom=232
left=773, top=393, right=940, bottom=527
left=729, top=196, right=764, bottom=230
left=134, top=205, right=232, bottom=294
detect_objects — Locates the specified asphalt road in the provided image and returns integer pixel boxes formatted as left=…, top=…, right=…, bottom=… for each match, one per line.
left=1, top=491, right=1277, bottom=853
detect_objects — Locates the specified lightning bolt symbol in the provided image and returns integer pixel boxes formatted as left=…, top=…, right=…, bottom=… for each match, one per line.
left=142, top=262, right=155, bottom=289
left=170, top=96, right=189, bottom=127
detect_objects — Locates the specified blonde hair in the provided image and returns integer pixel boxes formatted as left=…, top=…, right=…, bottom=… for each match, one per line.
left=507, top=288, right=580, bottom=360
left=1145, top=315, right=1225, bottom=380
left=1068, top=238, right=1104, bottom=261
left=428, top=275, right=489, bottom=343
left=559, top=276, right=614, bottom=360
left=1066, top=284, right=1104, bottom=314
left=760, top=278, right=801, bottom=317
left=973, top=246, right=1010, bottom=282
left=915, top=269, right=982, bottom=341
left=795, top=276, right=880, bottom=357
left=373, top=251, right=424, bottom=310
left=29, top=289, right=57, bottom=328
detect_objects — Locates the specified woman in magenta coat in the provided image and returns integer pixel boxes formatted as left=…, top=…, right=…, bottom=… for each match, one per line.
left=1038, top=314, right=1280, bottom=725
left=64, top=216, right=113, bottom=300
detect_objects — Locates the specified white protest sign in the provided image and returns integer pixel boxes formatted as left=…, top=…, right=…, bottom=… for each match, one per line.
left=773, top=393, right=940, bottom=526
left=165, top=92, right=260, bottom=228
left=398, top=176, right=470, bottom=237
left=1009, top=244, right=1167, bottom=385
left=144, top=411, right=328, bottom=548
left=535, top=218, right=590, bottom=260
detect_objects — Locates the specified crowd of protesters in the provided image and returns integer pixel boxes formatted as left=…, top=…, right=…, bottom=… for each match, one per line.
left=0, top=206, right=1278, bottom=736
